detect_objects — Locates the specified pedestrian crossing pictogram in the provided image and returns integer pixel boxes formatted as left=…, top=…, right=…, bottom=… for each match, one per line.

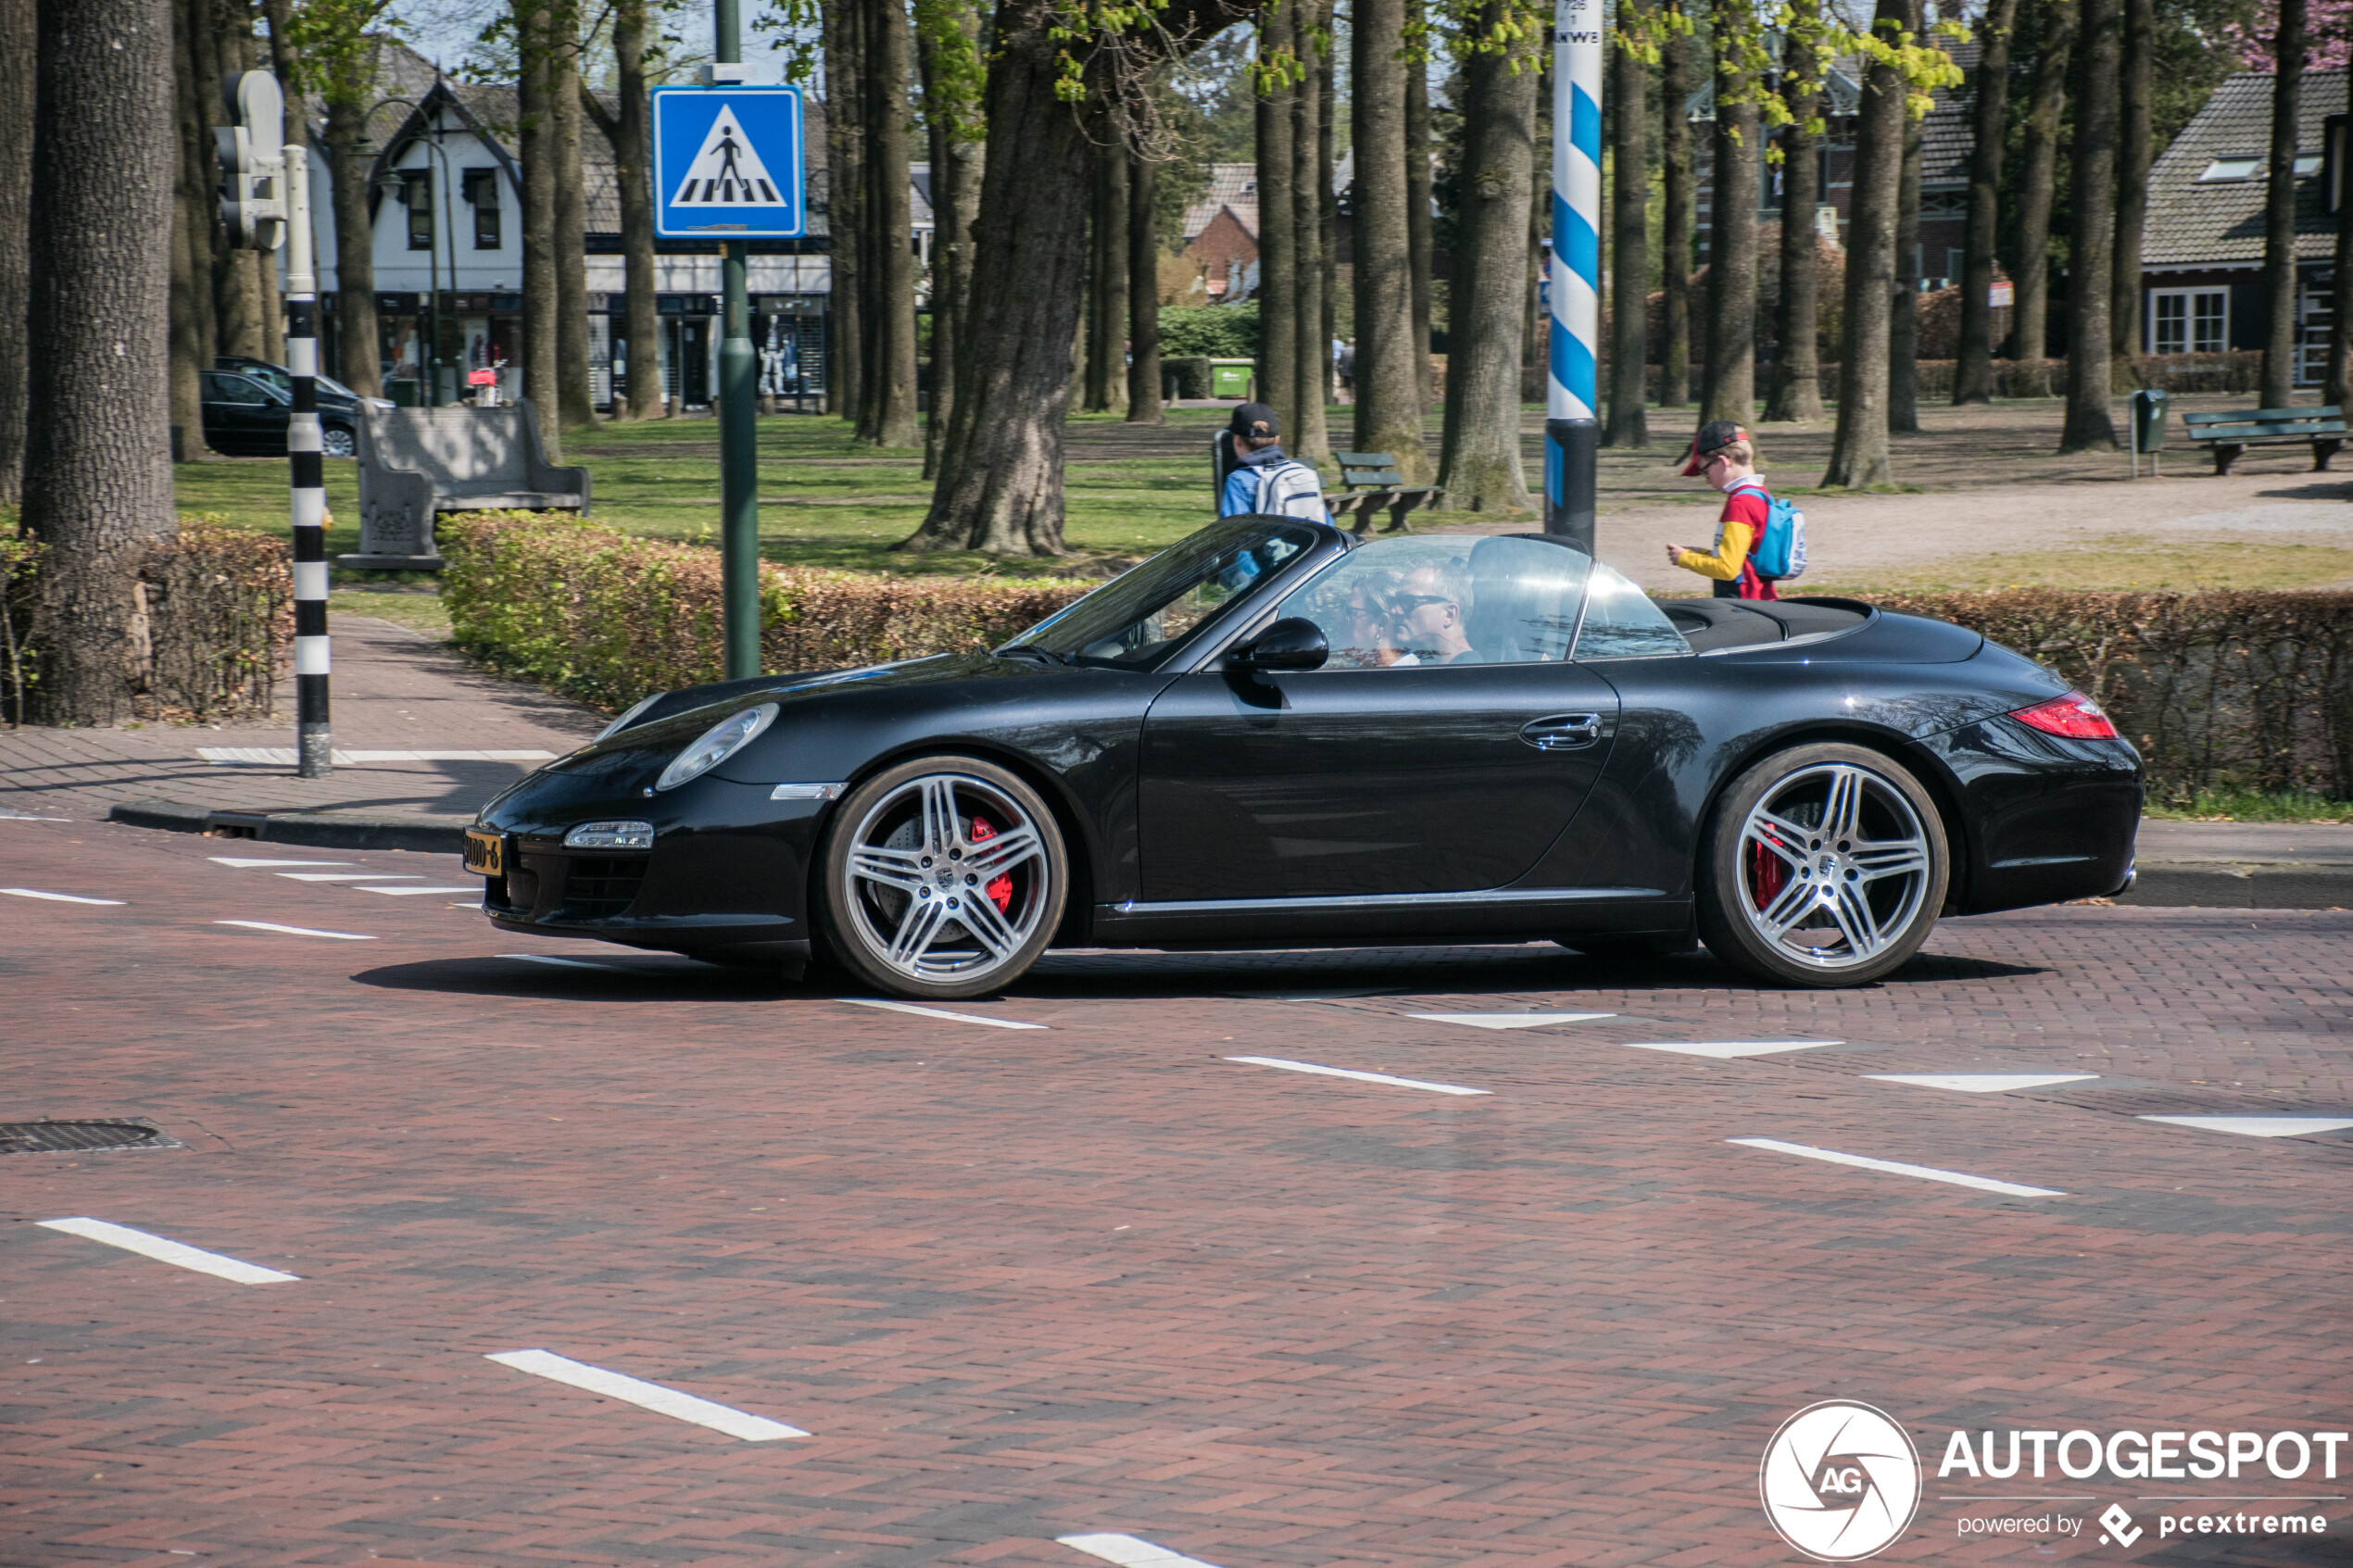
left=670, top=106, right=785, bottom=206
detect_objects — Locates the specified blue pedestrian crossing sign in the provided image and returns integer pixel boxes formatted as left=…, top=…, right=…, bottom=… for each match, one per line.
left=651, top=87, right=805, bottom=238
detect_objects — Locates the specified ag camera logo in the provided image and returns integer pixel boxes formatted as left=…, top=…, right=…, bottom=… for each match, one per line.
left=1761, top=1401, right=1923, bottom=1562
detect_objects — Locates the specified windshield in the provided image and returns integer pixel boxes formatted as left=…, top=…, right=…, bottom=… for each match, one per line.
left=231, top=362, right=364, bottom=402
left=1005, top=517, right=1320, bottom=668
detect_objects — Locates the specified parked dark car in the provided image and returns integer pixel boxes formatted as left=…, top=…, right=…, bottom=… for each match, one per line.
left=200, top=356, right=387, bottom=458
left=467, top=518, right=2145, bottom=999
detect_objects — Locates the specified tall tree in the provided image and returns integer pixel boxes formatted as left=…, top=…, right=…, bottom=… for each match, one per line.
left=514, top=0, right=560, bottom=447
left=1605, top=0, right=1650, bottom=445
left=2110, top=0, right=2152, bottom=355
left=1317, top=31, right=1338, bottom=420
left=1291, top=0, right=1329, bottom=463
left=1127, top=142, right=1164, bottom=422
left=581, top=0, right=662, bottom=420
left=912, top=0, right=1251, bottom=555
left=1889, top=63, right=1922, bottom=433
left=917, top=0, right=986, bottom=469
left=552, top=8, right=595, bottom=432
left=1821, top=0, right=1907, bottom=485
left=1254, top=0, right=1298, bottom=433
left=2060, top=0, right=2121, bottom=449
left=1355, top=0, right=1428, bottom=479
left=1766, top=0, right=1827, bottom=422
left=1436, top=0, right=1539, bottom=508
left=864, top=0, right=920, bottom=445
left=1405, top=12, right=1434, bottom=414
left=822, top=0, right=864, bottom=420
left=24, top=0, right=177, bottom=722
left=293, top=1, right=396, bottom=400
left=2259, top=0, right=2306, bottom=408
left=1703, top=25, right=1761, bottom=426
left=2007, top=0, right=2072, bottom=363
left=1954, top=0, right=2018, bottom=401
left=1660, top=12, right=1694, bottom=405
left=2328, top=138, right=2353, bottom=409
left=0, top=0, right=30, bottom=499
left=170, top=0, right=215, bottom=457
left=1085, top=144, right=1130, bottom=413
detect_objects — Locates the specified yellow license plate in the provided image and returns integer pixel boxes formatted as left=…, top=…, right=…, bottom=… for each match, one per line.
left=463, top=828, right=506, bottom=877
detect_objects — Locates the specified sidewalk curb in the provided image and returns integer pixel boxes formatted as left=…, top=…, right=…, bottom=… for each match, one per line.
left=107, top=800, right=466, bottom=854
left=2119, top=863, right=2352, bottom=911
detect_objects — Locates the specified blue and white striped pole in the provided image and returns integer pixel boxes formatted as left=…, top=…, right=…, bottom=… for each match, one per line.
left=1547, top=0, right=1602, bottom=549
left=283, top=139, right=331, bottom=778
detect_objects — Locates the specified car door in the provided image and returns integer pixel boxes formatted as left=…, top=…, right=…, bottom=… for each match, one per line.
left=199, top=372, right=288, bottom=454
left=1136, top=533, right=1621, bottom=902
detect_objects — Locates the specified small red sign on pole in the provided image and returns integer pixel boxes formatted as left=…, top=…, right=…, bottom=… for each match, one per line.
left=467, top=368, right=498, bottom=386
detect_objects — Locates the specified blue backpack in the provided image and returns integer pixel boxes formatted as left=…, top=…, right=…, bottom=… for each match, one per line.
left=1733, top=479, right=1808, bottom=582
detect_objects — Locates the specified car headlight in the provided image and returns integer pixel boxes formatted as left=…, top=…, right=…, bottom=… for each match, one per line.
left=655, top=703, right=777, bottom=791
left=596, top=691, right=667, bottom=743
left=564, top=820, right=655, bottom=849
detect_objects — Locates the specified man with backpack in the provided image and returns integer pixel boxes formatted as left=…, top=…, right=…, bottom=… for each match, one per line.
left=1666, top=420, right=1806, bottom=599
left=1219, top=403, right=1331, bottom=522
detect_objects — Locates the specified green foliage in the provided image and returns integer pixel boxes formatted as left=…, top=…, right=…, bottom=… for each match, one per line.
left=1158, top=301, right=1260, bottom=358
left=2145, top=787, right=2348, bottom=821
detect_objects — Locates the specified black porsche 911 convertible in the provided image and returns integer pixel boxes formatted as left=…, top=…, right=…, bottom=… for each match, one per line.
left=466, top=517, right=2142, bottom=998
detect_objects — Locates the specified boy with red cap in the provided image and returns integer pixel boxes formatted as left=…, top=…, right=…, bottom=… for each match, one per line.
left=1666, top=420, right=1779, bottom=601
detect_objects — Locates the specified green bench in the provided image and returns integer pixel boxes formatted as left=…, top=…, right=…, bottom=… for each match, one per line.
left=2180, top=405, right=2346, bottom=476
left=1329, top=451, right=1442, bottom=535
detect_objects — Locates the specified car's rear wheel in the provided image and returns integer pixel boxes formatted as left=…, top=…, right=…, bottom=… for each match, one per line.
left=321, top=424, right=357, bottom=458
left=818, top=756, right=1066, bottom=1000
left=1696, top=743, right=1948, bottom=987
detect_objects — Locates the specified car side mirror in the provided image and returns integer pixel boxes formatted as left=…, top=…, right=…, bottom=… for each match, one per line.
left=1228, top=617, right=1328, bottom=673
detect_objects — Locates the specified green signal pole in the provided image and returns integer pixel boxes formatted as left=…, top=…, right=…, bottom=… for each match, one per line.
left=715, top=0, right=761, bottom=680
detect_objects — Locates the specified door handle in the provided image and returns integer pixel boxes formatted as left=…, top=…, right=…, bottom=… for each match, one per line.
left=1520, top=712, right=1604, bottom=750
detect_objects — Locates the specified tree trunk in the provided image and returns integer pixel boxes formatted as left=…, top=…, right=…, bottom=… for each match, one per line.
left=514, top=0, right=559, bottom=448
left=1291, top=0, right=1329, bottom=463
left=1437, top=6, right=1539, bottom=509
left=2110, top=0, right=2151, bottom=356
left=1353, top=0, right=1428, bottom=479
left=1766, top=18, right=1824, bottom=424
left=167, top=0, right=208, bottom=461
left=867, top=0, right=920, bottom=446
left=2328, top=155, right=2353, bottom=408
left=1127, top=144, right=1164, bottom=423
left=2059, top=0, right=2120, bottom=449
left=1890, top=80, right=1921, bottom=433
left=2007, top=0, right=2071, bottom=362
left=24, top=0, right=177, bottom=722
left=588, top=0, right=661, bottom=419
left=2259, top=0, right=2306, bottom=409
left=1703, top=89, right=1759, bottom=425
left=915, top=0, right=984, bottom=471
left=0, top=0, right=30, bottom=499
left=553, top=34, right=594, bottom=431
left=1254, top=0, right=1297, bottom=431
left=1405, top=16, right=1434, bottom=414
left=1660, top=15, right=1692, bottom=406
left=1604, top=3, right=1648, bottom=446
left=322, top=82, right=381, bottom=398
left=1317, top=34, right=1338, bottom=415
left=823, top=0, right=864, bottom=420
left=1955, top=0, right=2017, bottom=401
left=1821, top=0, right=1906, bottom=486
left=1086, top=143, right=1128, bottom=413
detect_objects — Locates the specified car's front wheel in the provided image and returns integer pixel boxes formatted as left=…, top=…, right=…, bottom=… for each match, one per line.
left=321, top=424, right=357, bottom=458
left=817, top=756, right=1067, bottom=999
left=1696, top=742, right=1949, bottom=987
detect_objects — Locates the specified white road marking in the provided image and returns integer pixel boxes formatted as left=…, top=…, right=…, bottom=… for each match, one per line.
left=2138, top=1115, right=2353, bottom=1138
left=213, top=920, right=376, bottom=940
left=200, top=746, right=557, bottom=765
left=1058, top=1536, right=1230, bottom=1568
left=38, top=1218, right=299, bottom=1284
left=355, top=884, right=482, bottom=896
left=1728, top=1137, right=2063, bottom=1197
left=841, top=998, right=1047, bottom=1030
left=0, top=813, right=74, bottom=822
left=1870, top=1073, right=2098, bottom=1093
left=1225, top=1056, right=1491, bottom=1097
left=1622, top=1039, right=1843, bottom=1060
left=1410, top=1011, right=1616, bottom=1030
left=0, top=888, right=124, bottom=906
left=484, top=1349, right=808, bottom=1440
left=500, top=952, right=622, bottom=971
left=209, top=858, right=354, bottom=868
left=274, top=872, right=422, bottom=882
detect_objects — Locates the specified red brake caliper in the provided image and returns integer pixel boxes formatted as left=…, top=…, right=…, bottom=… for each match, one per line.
left=1749, top=830, right=1788, bottom=910
left=967, top=816, right=1014, bottom=914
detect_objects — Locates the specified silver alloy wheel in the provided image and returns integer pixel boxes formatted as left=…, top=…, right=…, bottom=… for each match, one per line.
left=839, top=771, right=1051, bottom=985
left=321, top=426, right=357, bottom=458
left=1735, top=761, right=1932, bottom=972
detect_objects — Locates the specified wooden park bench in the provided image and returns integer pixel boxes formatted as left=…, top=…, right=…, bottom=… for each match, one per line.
left=343, top=401, right=592, bottom=571
left=2180, top=405, right=2346, bottom=476
left=1328, top=451, right=1443, bottom=535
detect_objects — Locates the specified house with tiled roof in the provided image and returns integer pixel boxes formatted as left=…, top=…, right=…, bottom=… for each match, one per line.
left=2139, top=69, right=2346, bottom=383
left=1181, top=165, right=1263, bottom=300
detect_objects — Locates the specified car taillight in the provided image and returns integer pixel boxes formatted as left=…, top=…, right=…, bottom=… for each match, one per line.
left=2010, top=692, right=2119, bottom=739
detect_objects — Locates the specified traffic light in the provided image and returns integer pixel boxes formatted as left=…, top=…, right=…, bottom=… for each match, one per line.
left=216, top=70, right=287, bottom=251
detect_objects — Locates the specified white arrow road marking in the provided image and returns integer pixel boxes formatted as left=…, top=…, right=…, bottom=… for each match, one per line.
left=1622, top=1039, right=1843, bottom=1060
left=484, top=1349, right=809, bottom=1440
left=1410, top=1012, right=1617, bottom=1030
left=2138, top=1115, right=2353, bottom=1138
left=214, top=920, right=376, bottom=940
left=39, top=1218, right=299, bottom=1284
left=841, top=998, right=1047, bottom=1030
left=1058, top=1536, right=1231, bottom=1568
left=1225, top=1057, right=1490, bottom=1097
left=1869, top=1073, right=2098, bottom=1093
left=1, top=888, right=124, bottom=905
left=1728, top=1137, right=2063, bottom=1197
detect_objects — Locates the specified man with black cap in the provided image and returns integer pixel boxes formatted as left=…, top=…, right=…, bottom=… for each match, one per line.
left=1219, top=402, right=1330, bottom=521
left=1667, top=420, right=1779, bottom=601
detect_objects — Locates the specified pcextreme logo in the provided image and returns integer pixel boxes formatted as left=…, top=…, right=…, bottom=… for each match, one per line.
left=1759, top=1401, right=1924, bottom=1562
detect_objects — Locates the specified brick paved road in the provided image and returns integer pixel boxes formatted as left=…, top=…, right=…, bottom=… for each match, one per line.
left=4, top=817, right=2350, bottom=1567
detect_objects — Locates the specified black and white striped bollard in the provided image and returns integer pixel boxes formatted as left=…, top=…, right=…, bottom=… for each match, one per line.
left=283, top=140, right=330, bottom=778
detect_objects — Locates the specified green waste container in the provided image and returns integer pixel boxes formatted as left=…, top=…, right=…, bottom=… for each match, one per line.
left=2130, top=388, right=2168, bottom=475
left=1208, top=358, right=1254, bottom=399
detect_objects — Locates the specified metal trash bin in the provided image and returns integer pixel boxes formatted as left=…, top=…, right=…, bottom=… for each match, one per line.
left=1208, top=358, right=1254, bottom=399
left=2131, top=388, right=2168, bottom=476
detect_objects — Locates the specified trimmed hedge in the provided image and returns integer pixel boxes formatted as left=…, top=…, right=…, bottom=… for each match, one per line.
left=438, top=511, right=1090, bottom=709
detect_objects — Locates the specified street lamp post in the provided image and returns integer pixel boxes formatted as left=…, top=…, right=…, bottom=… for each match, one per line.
left=713, top=0, right=761, bottom=681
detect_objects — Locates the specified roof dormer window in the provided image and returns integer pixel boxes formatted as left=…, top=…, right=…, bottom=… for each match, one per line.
left=2197, top=157, right=2260, bottom=182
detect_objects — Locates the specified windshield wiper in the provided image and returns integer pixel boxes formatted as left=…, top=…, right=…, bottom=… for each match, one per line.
left=998, top=643, right=1072, bottom=666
